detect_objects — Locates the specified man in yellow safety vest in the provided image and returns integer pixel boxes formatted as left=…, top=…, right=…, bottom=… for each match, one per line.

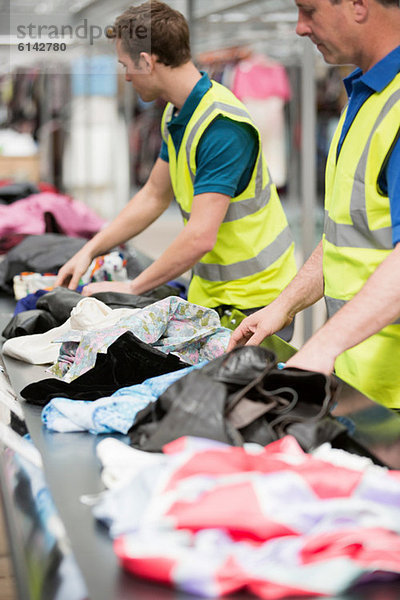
left=55, top=0, right=297, bottom=340
left=229, top=0, right=400, bottom=407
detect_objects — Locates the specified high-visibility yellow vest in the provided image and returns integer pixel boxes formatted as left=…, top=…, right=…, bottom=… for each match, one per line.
left=323, top=72, right=400, bottom=407
left=161, top=80, right=297, bottom=310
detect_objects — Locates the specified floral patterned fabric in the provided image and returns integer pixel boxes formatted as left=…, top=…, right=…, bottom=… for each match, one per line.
left=51, top=297, right=231, bottom=382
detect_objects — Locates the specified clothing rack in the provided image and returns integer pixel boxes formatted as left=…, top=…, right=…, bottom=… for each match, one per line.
left=196, top=45, right=252, bottom=65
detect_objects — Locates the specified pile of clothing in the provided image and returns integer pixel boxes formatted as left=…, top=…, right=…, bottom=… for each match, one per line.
left=3, top=246, right=400, bottom=599
left=0, top=183, right=106, bottom=247
left=93, top=434, right=400, bottom=599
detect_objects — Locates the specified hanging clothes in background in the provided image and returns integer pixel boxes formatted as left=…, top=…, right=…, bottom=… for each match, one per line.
left=232, top=54, right=291, bottom=189
left=0, top=69, right=71, bottom=190
left=129, top=97, right=166, bottom=188
left=4, top=68, right=41, bottom=137
left=38, top=72, right=71, bottom=192
left=196, top=46, right=252, bottom=85
left=63, top=56, right=130, bottom=221
left=197, top=48, right=292, bottom=190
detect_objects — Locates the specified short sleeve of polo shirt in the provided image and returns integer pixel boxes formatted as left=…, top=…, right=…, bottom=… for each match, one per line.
left=160, top=139, right=169, bottom=162
left=159, top=116, right=259, bottom=198
left=385, top=136, right=400, bottom=246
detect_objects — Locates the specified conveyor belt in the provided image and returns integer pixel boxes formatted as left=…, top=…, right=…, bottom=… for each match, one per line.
left=2, top=303, right=400, bottom=599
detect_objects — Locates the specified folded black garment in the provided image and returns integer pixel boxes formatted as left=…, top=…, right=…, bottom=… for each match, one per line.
left=2, top=288, right=83, bottom=339
left=92, top=285, right=185, bottom=311
left=92, top=291, right=161, bottom=310
left=36, top=287, right=82, bottom=323
left=21, top=331, right=189, bottom=406
left=37, top=286, right=180, bottom=317
left=33, top=285, right=181, bottom=316
left=2, top=309, right=58, bottom=339
left=0, top=181, right=40, bottom=204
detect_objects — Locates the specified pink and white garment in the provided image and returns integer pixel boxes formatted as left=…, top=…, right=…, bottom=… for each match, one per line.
left=95, top=435, right=400, bottom=599
left=232, top=55, right=291, bottom=103
left=0, top=192, right=105, bottom=238
left=232, top=55, right=292, bottom=188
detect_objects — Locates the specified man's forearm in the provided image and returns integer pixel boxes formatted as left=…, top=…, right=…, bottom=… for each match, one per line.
left=129, top=222, right=211, bottom=295
left=287, top=243, right=400, bottom=373
left=310, top=243, right=400, bottom=356
left=226, top=241, right=324, bottom=349
left=276, top=241, right=324, bottom=319
left=79, top=190, right=230, bottom=298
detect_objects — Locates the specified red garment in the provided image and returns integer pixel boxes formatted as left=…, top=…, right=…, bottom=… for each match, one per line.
left=38, top=182, right=58, bottom=193
left=114, top=436, right=400, bottom=599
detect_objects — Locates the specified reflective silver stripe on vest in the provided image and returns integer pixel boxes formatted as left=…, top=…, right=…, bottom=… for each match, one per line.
left=193, top=225, right=293, bottom=282
left=185, top=101, right=252, bottom=184
left=325, top=296, right=346, bottom=319
left=224, top=181, right=271, bottom=222
left=162, top=104, right=174, bottom=142
left=180, top=147, right=271, bottom=223
left=222, top=156, right=271, bottom=222
left=325, top=295, right=400, bottom=325
left=324, top=210, right=393, bottom=250
left=179, top=183, right=271, bottom=223
left=325, top=89, right=400, bottom=251
left=179, top=205, right=190, bottom=221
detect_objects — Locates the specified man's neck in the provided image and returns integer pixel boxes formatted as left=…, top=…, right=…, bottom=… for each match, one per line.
left=357, top=8, right=400, bottom=72
left=157, top=61, right=202, bottom=109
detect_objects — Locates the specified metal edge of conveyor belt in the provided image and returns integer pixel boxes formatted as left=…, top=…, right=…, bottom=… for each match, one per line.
left=0, top=446, right=31, bottom=600
left=0, top=295, right=88, bottom=600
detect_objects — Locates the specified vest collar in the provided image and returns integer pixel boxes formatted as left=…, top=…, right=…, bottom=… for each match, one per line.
left=167, top=71, right=212, bottom=131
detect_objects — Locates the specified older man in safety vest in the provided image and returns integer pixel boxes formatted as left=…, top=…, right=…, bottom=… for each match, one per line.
left=228, top=0, right=400, bottom=408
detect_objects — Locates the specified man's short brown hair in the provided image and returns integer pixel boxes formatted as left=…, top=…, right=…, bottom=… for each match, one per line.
left=111, top=1, right=191, bottom=67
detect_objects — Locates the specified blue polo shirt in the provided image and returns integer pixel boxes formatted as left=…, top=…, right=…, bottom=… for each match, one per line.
left=339, top=45, right=400, bottom=246
left=159, top=72, right=258, bottom=198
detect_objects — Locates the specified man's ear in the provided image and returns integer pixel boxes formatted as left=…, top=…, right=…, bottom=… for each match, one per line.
left=351, top=0, right=369, bottom=23
left=139, top=52, right=155, bottom=73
